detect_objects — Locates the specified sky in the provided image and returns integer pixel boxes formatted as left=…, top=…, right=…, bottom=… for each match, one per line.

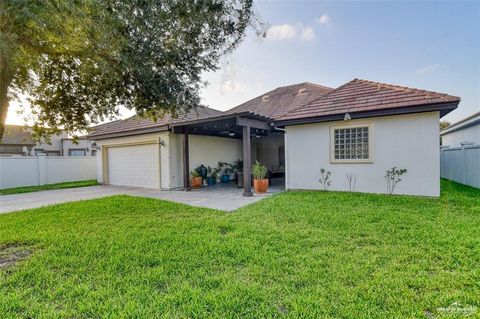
left=6, top=0, right=480, bottom=126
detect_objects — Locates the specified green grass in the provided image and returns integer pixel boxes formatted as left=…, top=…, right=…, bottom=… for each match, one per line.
left=0, top=180, right=478, bottom=318
left=0, top=180, right=98, bottom=195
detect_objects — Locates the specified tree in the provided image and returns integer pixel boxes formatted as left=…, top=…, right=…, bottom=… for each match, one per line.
left=0, top=0, right=256, bottom=140
left=440, top=120, right=451, bottom=131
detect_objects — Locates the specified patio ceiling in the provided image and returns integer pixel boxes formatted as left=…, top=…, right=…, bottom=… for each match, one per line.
left=170, top=112, right=276, bottom=139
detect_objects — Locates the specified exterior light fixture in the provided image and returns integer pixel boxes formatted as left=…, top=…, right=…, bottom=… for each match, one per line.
left=344, top=112, right=351, bottom=121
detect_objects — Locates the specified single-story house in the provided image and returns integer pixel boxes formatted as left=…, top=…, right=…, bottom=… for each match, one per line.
left=88, top=78, right=460, bottom=197
left=440, top=111, right=479, bottom=147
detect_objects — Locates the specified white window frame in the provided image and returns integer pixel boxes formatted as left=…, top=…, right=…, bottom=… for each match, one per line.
left=330, top=123, right=374, bottom=164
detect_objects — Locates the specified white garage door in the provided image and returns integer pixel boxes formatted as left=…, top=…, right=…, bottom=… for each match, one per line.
left=108, top=144, right=159, bottom=188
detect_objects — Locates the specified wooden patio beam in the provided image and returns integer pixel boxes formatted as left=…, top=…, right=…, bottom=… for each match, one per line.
left=183, top=127, right=191, bottom=191
left=236, top=117, right=271, bottom=131
left=242, top=125, right=253, bottom=197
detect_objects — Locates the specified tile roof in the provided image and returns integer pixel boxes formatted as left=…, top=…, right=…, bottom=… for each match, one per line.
left=88, top=79, right=460, bottom=138
left=225, top=82, right=332, bottom=119
left=0, top=125, right=35, bottom=145
left=88, top=106, right=224, bottom=138
left=279, top=78, right=460, bottom=121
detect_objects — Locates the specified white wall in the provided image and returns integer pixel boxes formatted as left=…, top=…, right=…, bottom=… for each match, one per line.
left=441, top=124, right=480, bottom=146
left=0, top=156, right=96, bottom=189
left=45, top=157, right=97, bottom=184
left=0, top=157, right=39, bottom=188
left=441, top=145, right=480, bottom=188
left=285, top=112, right=440, bottom=196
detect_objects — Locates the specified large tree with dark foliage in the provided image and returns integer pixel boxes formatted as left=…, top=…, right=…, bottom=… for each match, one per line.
left=0, top=0, right=255, bottom=140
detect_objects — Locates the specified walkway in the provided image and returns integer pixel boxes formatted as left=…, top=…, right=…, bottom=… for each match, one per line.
left=0, top=181, right=284, bottom=214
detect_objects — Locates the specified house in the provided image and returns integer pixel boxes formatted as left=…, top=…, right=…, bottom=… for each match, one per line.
left=0, top=125, right=96, bottom=157
left=0, top=125, right=36, bottom=156
left=88, top=78, right=460, bottom=197
left=440, top=111, right=480, bottom=147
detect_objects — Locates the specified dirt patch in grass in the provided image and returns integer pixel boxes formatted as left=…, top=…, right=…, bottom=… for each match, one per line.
left=0, top=243, right=33, bottom=268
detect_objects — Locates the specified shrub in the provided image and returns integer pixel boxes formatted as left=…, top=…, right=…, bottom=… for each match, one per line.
left=319, top=169, right=332, bottom=191
left=385, top=167, right=407, bottom=195
left=252, top=161, right=268, bottom=180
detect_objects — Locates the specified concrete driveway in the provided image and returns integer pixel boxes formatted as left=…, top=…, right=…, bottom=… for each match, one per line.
left=0, top=184, right=282, bottom=214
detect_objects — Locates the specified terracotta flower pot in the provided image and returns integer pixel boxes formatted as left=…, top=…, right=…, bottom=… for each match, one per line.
left=254, top=178, right=269, bottom=193
left=191, top=176, right=202, bottom=188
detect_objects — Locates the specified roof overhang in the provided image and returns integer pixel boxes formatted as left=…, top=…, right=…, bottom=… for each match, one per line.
left=440, top=113, right=480, bottom=136
left=171, top=112, right=275, bottom=139
left=275, top=102, right=459, bottom=127
left=87, top=125, right=169, bottom=140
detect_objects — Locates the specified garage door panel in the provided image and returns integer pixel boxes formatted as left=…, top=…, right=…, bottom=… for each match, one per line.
left=108, top=144, right=159, bottom=188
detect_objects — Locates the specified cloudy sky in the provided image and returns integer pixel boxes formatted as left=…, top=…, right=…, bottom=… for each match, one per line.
left=201, top=0, right=479, bottom=123
left=6, top=0, right=479, bottom=125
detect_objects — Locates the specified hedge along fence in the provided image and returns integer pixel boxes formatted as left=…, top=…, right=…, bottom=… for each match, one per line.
left=440, top=144, right=480, bottom=189
left=0, top=156, right=97, bottom=189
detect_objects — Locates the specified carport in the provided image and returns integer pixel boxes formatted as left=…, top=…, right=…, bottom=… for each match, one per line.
left=171, top=112, right=276, bottom=197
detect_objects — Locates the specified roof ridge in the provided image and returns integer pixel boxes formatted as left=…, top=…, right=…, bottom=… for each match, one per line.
left=303, top=82, right=334, bottom=90
left=355, top=78, right=460, bottom=100
left=276, top=79, right=358, bottom=119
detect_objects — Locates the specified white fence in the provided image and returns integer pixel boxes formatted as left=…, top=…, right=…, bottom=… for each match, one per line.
left=440, top=145, right=480, bottom=189
left=0, top=156, right=97, bottom=189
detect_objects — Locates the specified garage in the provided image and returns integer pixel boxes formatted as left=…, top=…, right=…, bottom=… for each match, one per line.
left=107, top=143, right=160, bottom=188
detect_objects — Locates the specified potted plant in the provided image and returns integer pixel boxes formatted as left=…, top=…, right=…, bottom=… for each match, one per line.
left=232, top=159, right=244, bottom=188
left=190, top=169, right=202, bottom=188
left=206, top=166, right=218, bottom=186
left=252, top=161, right=268, bottom=193
left=218, top=161, right=233, bottom=183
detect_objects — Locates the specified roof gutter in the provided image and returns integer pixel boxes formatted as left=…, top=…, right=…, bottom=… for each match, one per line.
left=275, top=102, right=459, bottom=127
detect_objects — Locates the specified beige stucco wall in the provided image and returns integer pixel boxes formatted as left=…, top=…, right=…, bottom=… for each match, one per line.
left=94, top=132, right=169, bottom=188
left=62, top=139, right=95, bottom=156
left=94, top=131, right=242, bottom=189
left=169, top=134, right=242, bottom=189
left=285, top=112, right=441, bottom=196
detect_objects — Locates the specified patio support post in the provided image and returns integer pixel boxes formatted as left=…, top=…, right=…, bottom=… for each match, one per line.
left=242, top=125, right=253, bottom=197
left=183, top=127, right=191, bottom=191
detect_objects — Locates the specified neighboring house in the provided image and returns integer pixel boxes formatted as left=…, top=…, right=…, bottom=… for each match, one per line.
left=440, top=111, right=480, bottom=146
left=0, top=125, right=96, bottom=157
left=88, top=78, right=460, bottom=197
left=62, top=138, right=97, bottom=157
left=0, top=125, right=36, bottom=156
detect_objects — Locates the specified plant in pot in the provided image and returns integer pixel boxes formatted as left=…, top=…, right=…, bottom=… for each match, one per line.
left=206, top=166, right=219, bottom=186
left=232, top=159, right=244, bottom=188
left=218, top=161, right=233, bottom=183
left=190, top=169, right=202, bottom=189
left=252, top=161, right=268, bottom=193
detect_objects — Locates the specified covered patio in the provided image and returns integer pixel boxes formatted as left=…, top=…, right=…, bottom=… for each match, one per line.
left=171, top=112, right=285, bottom=197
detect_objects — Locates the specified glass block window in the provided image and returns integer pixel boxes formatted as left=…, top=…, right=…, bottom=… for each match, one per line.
left=332, top=125, right=371, bottom=162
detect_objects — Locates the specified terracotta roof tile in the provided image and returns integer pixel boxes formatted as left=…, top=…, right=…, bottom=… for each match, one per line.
left=279, top=78, right=460, bottom=121
left=226, top=82, right=332, bottom=119
left=88, top=107, right=224, bottom=138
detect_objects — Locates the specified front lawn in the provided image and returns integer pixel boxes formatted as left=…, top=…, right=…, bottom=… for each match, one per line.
left=0, top=180, right=98, bottom=195
left=0, top=180, right=478, bottom=318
